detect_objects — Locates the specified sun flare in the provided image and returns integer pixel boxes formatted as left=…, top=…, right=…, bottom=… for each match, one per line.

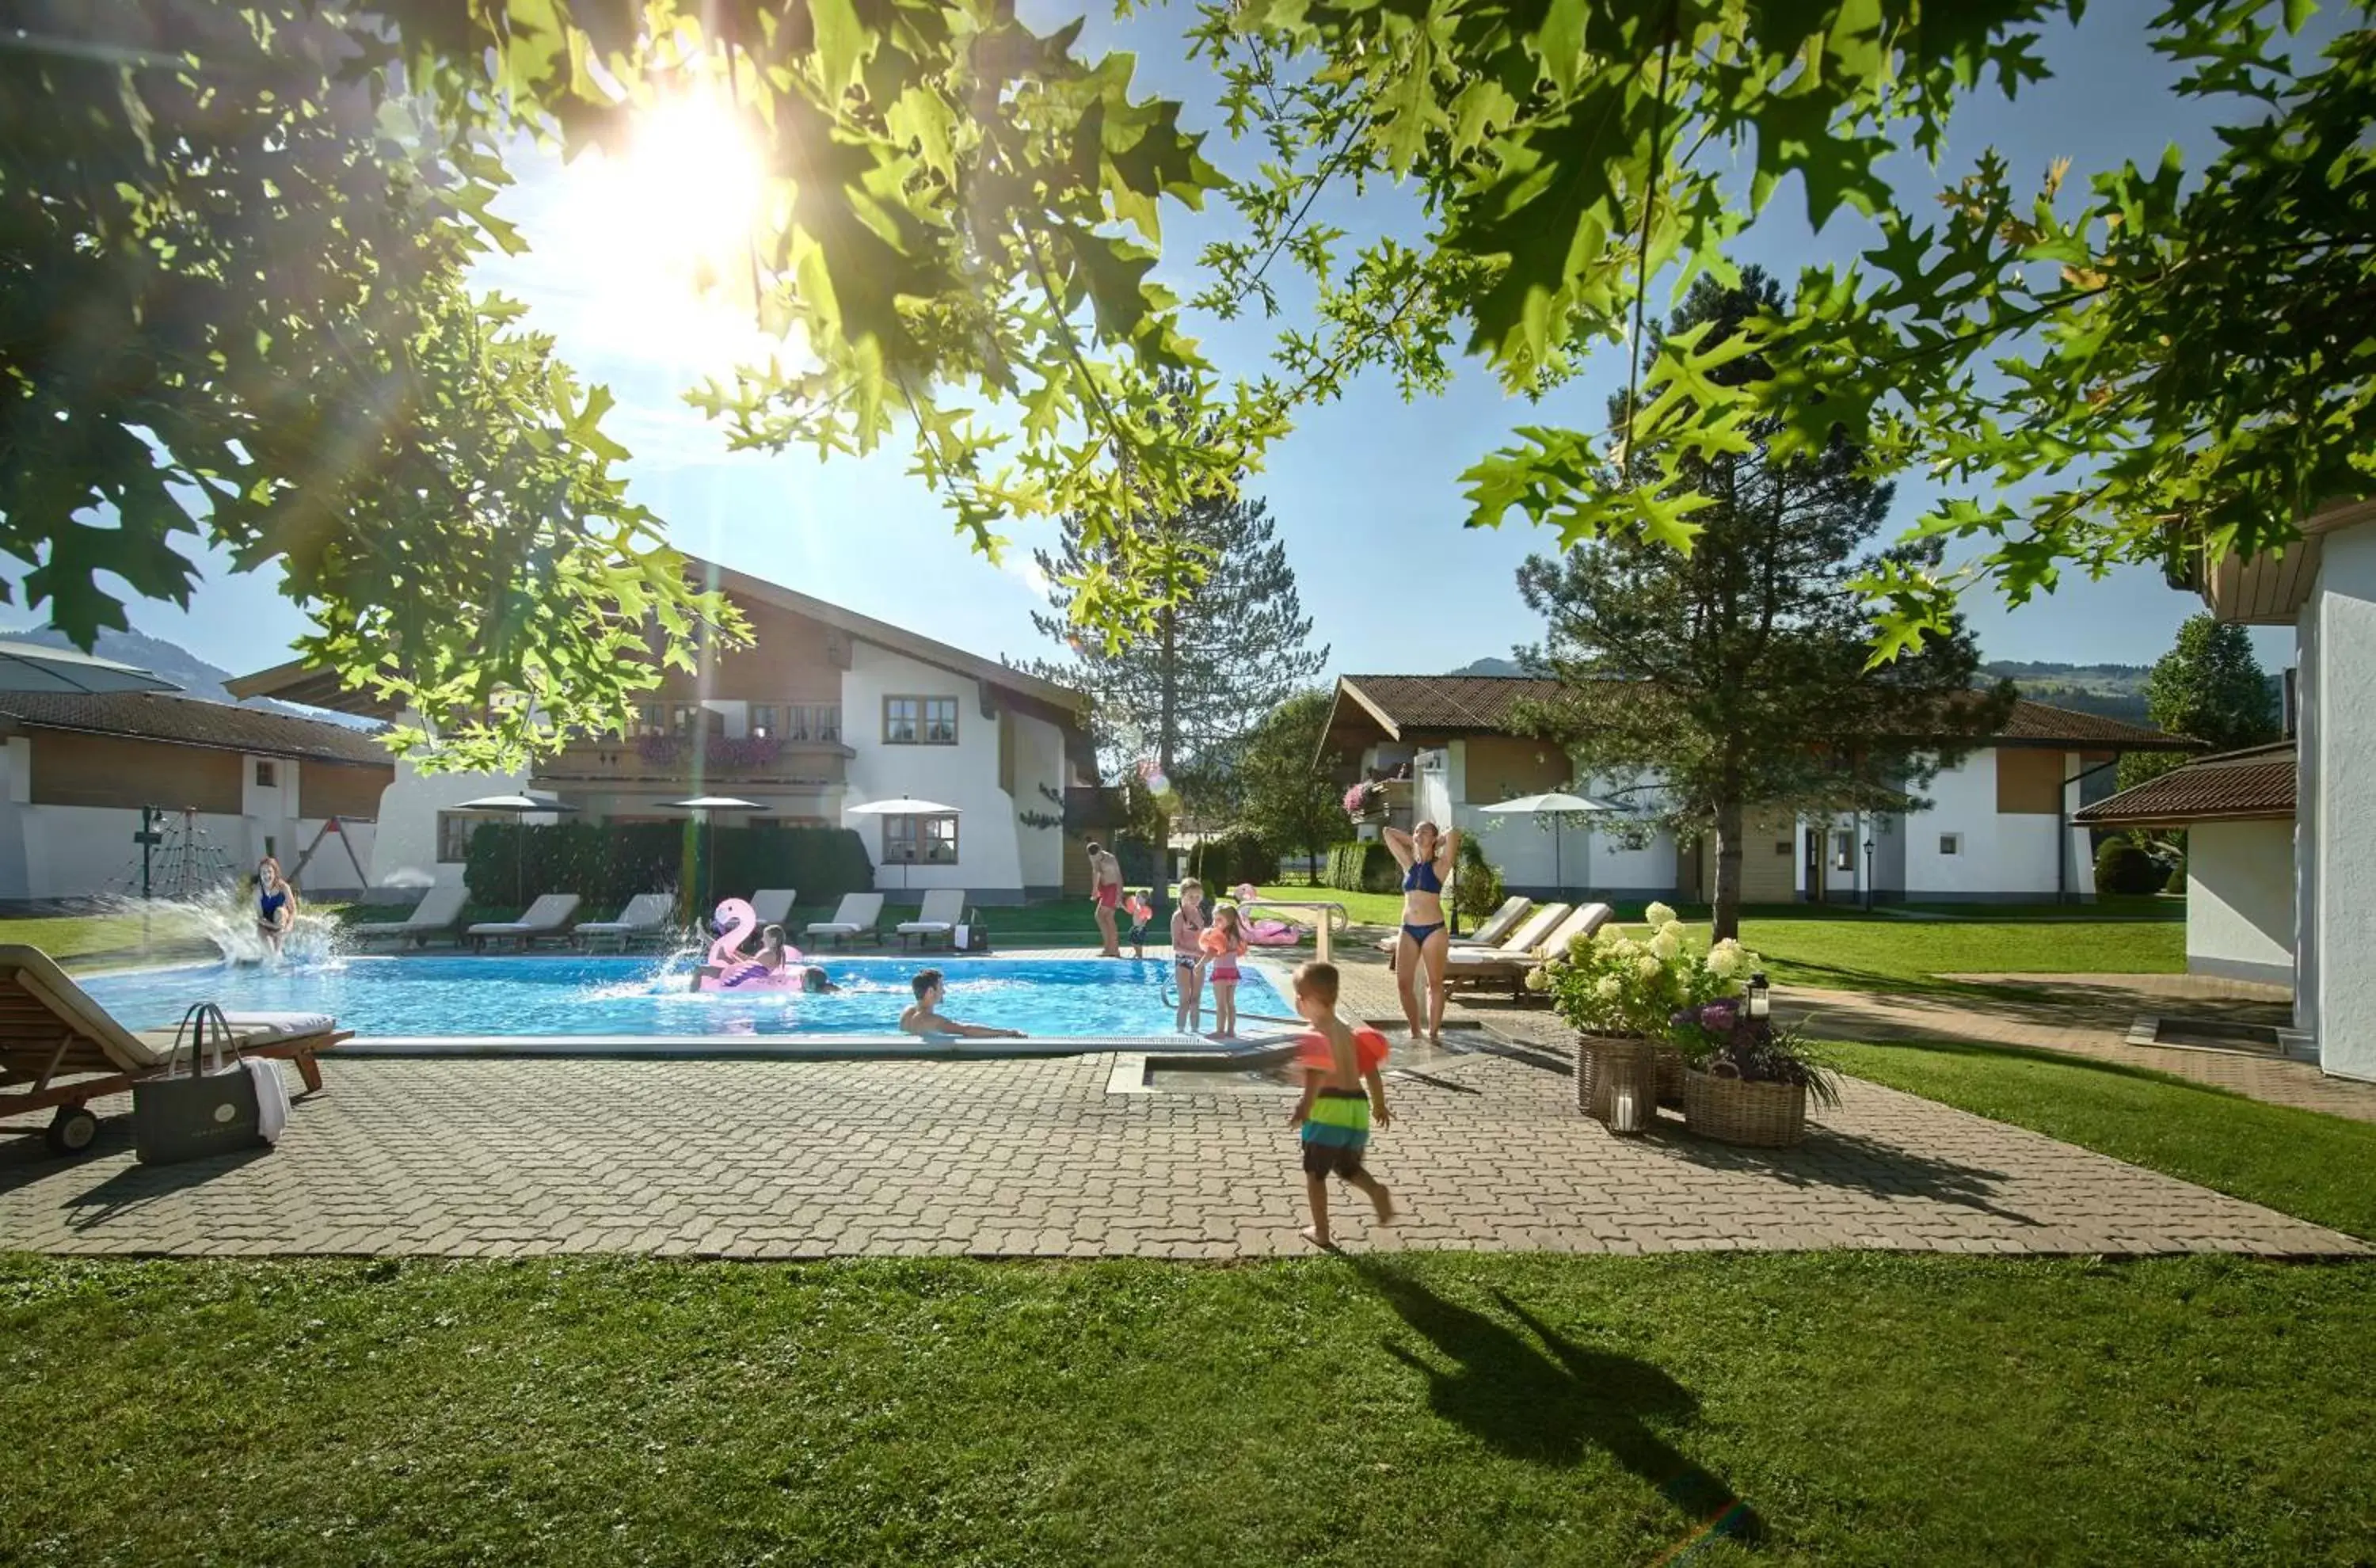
left=607, top=96, right=767, bottom=287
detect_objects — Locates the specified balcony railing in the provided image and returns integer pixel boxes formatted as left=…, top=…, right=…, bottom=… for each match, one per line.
left=535, top=734, right=851, bottom=787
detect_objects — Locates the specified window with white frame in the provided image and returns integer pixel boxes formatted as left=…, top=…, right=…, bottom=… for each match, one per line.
left=253, top=760, right=276, bottom=788
left=750, top=704, right=778, bottom=740
left=436, top=811, right=477, bottom=863
left=884, top=695, right=958, bottom=745
left=1832, top=832, right=1855, bottom=873
left=815, top=704, right=841, bottom=742
left=882, top=813, right=959, bottom=864
left=1939, top=833, right=1962, bottom=856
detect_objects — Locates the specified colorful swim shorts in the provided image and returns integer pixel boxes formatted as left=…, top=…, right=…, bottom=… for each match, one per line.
left=1300, top=1087, right=1371, bottom=1178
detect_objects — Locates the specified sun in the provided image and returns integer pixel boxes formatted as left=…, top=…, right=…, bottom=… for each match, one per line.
left=602, top=94, right=767, bottom=291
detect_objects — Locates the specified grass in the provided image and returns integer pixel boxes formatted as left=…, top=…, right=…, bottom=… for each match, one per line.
left=1824, top=1036, right=2376, bottom=1240
left=1727, top=915, right=2184, bottom=993
left=0, top=906, right=347, bottom=969
left=4, top=1250, right=2372, bottom=1565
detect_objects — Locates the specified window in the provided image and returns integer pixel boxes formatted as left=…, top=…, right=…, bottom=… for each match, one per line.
left=750, top=704, right=778, bottom=740
left=436, top=811, right=478, bottom=863
left=634, top=702, right=665, bottom=736
left=883, top=813, right=959, bottom=865
left=1939, top=833, right=1962, bottom=856
left=884, top=696, right=957, bottom=745
left=253, top=760, right=277, bottom=788
left=1832, top=832, right=1854, bottom=873
left=815, top=703, right=841, bottom=743
left=782, top=705, right=810, bottom=742
left=1773, top=839, right=1792, bottom=857
left=671, top=703, right=701, bottom=736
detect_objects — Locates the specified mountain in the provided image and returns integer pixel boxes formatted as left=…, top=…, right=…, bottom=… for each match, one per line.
left=1979, top=660, right=2155, bottom=725
left=0, top=624, right=375, bottom=727
left=1449, top=657, right=1529, bottom=678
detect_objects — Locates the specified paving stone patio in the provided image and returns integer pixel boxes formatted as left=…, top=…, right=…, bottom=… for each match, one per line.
left=0, top=1045, right=2357, bottom=1260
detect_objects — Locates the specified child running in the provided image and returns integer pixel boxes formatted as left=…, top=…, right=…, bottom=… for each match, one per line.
left=1287, top=961, right=1396, bottom=1248
left=1203, top=902, right=1249, bottom=1040
left=1171, top=878, right=1209, bottom=1033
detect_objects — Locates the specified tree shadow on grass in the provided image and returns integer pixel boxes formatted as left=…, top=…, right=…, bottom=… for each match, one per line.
left=1354, top=1260, right=1763, bottom=1548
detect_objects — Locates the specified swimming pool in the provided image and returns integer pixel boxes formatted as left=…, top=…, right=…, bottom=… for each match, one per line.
left=78, top=955, right=1297, bottom=1042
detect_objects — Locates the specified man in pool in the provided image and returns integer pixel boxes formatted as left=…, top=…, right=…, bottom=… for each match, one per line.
left=899, top=969, right=1026, bottom=1040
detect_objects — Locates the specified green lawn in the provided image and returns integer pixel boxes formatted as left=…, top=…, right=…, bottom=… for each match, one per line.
left=1826, top=1037, right=2376, bottom=1240
left=3, top=1250, right=2370, bottom=1565
left=1729, top=915, right=2184, bottom=992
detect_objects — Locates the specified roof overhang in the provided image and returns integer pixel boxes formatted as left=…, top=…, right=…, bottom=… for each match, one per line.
left=2200, top=498, right=2375, bottom=625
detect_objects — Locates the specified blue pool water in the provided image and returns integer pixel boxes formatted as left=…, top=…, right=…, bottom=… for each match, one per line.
left=78, top=955, right=1294, bottom=1040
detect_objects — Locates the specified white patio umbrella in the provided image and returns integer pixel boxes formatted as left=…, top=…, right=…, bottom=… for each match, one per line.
left=1477, top=790, right=1614, bottom=896
left=451, top=794, right=579, bottom=906
left=845, top=795, right=962, bottom=891
left=0, top=638, right=178, bottom=694
left=666, top=796, right=765, bottom=911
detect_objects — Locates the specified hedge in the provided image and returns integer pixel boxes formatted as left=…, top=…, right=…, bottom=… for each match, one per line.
left=2093, top=836, right=2165, bottom=896
left=463, top=821, right=874, bottom=914
left=1453, top=835, right=1506, bottom=923
left=1324, top=839, right=1403, bottom=894
left=1186, top=830, right=1275, bottom=890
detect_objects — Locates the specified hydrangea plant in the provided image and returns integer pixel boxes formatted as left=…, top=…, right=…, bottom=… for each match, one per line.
left=1532, top=902, right=1758, bottom=1058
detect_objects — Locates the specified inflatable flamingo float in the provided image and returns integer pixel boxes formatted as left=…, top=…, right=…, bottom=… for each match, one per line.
left=694, top=896, right=805, bottom=991
left=1228, top=884, right=1304, bottom=946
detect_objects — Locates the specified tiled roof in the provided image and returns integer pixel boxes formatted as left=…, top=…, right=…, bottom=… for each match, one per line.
left=1997, top=699, right=2194, bottom=750
left=0, top=692, right=394, bottom=767
left=2073, top=742, right=2295, bottom=827
left=1335, top=675, right=2191, bottom=750
left=1335, top=675, right=1566, bottom=736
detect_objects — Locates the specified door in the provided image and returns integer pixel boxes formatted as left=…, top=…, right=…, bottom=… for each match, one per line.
left=1803, top=827, right=1826, bottom=903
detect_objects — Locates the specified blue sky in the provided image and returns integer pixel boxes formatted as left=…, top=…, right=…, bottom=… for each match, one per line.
left=6, top=0, right=2299, bottom=679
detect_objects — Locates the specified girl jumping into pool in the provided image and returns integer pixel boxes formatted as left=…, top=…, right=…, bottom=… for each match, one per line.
left=1202, top=902, right=1248, bottom=1040
left=254, top=857, right=296, bottom=957
left=1171, top=877, right=1209, bottom=1033
left=1383, top=820, right=1459, bottom=1045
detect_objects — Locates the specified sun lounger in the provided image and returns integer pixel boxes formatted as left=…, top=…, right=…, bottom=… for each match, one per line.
left=804, top=892, right=884, bottom=948
left=1446, top=903, right=1615, bottom=998
left=349, top=882, right=470, bottom=950
left=573, top=892, right=677, bottom=952
left=749, top=889, right=798, bottom=930
left=466, top=892, right=581, bottom=951
left=1379, top=895, right=1534, bottom=961
left=0, top=945, right=350, bottom=1156
left=895, top=889, right=968, bottom=950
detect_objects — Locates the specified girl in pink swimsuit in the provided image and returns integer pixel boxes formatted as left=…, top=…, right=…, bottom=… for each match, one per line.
left=1203, top=904, right=1249, bottom=1039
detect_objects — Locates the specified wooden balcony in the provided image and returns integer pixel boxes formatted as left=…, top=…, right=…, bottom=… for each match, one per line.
left=534, top=735, right=852, bottom=789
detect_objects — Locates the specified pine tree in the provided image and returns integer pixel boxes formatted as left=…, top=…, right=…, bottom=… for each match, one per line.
left=1514, top=268, right=2014, bottom=940
left=2117, top=615, right=2282, bottom=791
left=1021, top=399, right=1327, bottom=832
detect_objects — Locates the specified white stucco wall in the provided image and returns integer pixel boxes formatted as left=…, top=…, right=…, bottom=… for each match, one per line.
left=1456, top=769, right=1679, bottom=897
left=840, top=641, right=1022, bottom=897
left=2306, top=523, right=2376, bottom=1079
left=369, top=739, right=527, bottom=891
left=2186, top=820, right=2294, bottom=984
left=1011, top=708, right=1070, bottom=896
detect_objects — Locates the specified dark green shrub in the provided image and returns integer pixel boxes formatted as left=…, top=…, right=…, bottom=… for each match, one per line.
left=464, top=821, right=874, bottom=914
left=2165, top=856, right=2188, bottom=895
left=1188, top=830, right=1275, bottom=890
left=2094, top=836, right=2165, bottom=896
left=1453, top=835, right=1506, bottom=923
left=1324, top=839, right=1400, bottom=894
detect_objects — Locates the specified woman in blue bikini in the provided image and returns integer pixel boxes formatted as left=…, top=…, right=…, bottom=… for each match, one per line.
left=1384, top=820, right=1459, bottom=1044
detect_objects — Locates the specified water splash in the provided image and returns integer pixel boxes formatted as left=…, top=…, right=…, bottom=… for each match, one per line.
left=96, top=882, right=341, bottom=968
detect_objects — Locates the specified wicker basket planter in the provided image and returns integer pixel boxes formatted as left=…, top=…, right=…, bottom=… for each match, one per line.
left=1654, top=1047, right=1688, bottom=1109
left=1574, top=1033, right=1658, bottom=1128
left=1681, top=1066, right=1808, bottom=1147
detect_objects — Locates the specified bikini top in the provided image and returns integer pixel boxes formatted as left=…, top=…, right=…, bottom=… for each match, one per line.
left=1403, top=858, right=1442, bottom=894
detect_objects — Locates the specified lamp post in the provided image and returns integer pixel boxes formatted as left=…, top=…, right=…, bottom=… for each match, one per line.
left=1862, top=838, right=1875, bottom=912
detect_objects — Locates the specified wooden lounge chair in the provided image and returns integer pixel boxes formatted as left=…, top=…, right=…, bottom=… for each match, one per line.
left=1446, top=903, right=1615, bottom=999
left=749, top=889, right=798, bottom=931
left=1379, top=895, right=1534, bottom=961
left=894, top=889, right=968, bottom=950
left=804, top=892, right=884, bottom=949
left=573, top=892, right=676, bottom=953
left=348, top=882, right=470, bottom=950
left=0, top=944, right=351, bottom=1156
left=466, top=893, right=581, bottom=952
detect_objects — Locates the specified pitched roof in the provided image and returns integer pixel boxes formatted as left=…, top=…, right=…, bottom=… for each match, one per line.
left=229, top=557, right=1087, bottom=725
left=1332, top=675, right=2192, bottom=750
left=1996, top=699, right=2196, bottom=751
left=0, top=692, right=393, bottom=767
left=2073, top=741, right=2295, bottom=827
left=1334, top=675, right=1565, bottom=737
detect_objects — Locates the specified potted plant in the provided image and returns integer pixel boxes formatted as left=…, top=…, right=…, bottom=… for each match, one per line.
left=1535, top=903, right=1757, bottom=1125
left=1670, top=1002, right=1843, bottom=1148
left=1342, top=780, right=1389, bottom=826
